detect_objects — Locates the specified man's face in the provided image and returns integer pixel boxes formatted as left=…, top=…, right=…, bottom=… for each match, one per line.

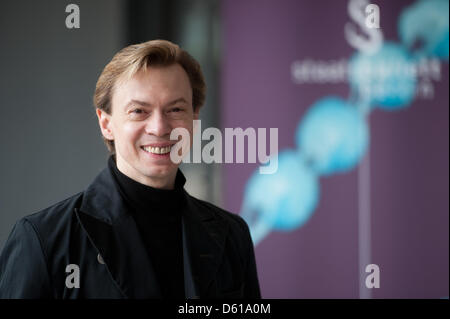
left=97, top=64, right=198, bottom=188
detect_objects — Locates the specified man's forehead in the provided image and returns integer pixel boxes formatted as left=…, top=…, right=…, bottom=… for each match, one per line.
left=113, top=66, right=192, bottom=102
left=119, top=84, right=192, bottom=102
left=124, top=63, right=189, bottom=83
left=118, top=67, right=186, bottom=87
left=111, top=85, right=191, bottom=114
left=124, top=97, right=190, bottom=109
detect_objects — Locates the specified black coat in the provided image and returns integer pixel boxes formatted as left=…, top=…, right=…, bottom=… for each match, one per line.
left=0, top=166, right=261, bottom=299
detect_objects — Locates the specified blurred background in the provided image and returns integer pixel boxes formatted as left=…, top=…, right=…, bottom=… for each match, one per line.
left=0, top=0, right=448, bottom=298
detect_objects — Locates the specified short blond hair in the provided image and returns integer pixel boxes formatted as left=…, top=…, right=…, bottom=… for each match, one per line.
left=93, top=39, right=206, bottom=154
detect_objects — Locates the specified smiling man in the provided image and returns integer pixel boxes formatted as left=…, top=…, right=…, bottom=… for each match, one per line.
left=0, top=40, right=261, bottom=299
left=102, top=64, right=195, bottom=189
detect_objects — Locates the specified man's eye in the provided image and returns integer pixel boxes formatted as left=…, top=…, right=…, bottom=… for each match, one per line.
left=171, top=107, right=183, bottom=112
left=128, top=108, right=148, bottom=119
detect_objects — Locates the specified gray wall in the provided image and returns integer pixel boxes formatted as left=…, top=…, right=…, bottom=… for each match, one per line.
left=0, top=0, right=126, bottom=248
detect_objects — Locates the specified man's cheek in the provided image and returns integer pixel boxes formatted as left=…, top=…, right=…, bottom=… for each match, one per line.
left=121, top=127, right=140, bottom=145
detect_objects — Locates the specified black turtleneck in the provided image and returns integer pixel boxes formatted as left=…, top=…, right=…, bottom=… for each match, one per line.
left=108, top=156, right=186, bottom=299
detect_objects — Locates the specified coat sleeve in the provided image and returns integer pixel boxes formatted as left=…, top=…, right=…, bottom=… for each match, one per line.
left=241, top=220, right=262, bottom=299
left=0, top=218, right=53, bottom=298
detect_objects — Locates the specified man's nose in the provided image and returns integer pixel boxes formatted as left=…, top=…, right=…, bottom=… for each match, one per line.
left=145, top=111, right=172, bottom=137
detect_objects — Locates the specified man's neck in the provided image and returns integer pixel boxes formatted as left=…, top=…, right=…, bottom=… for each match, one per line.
left=115, top=155, right=177, bottom=190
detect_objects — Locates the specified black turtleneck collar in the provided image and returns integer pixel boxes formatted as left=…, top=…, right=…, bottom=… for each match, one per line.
left=107, top=155, right=186, bottom=217
left=107, top=156, right=186, bottom=298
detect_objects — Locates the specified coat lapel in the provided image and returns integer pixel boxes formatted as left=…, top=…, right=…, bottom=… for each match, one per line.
left=76, top=168, right=162, bottom=298
left=75, top=166, right=231, bottom=299
left=182, top=194, right=230, bottom=298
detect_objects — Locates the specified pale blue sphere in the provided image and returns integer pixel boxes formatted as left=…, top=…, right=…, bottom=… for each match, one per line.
left=348, top=42, right=417, bottom=109
left=243, top=150, right=319, bottom=231
left=296, top=97, right=369, bottom=176
left=399, top=0, right=449, bottom=60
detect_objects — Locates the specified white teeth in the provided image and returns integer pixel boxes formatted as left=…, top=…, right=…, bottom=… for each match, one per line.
left=143, top=145, right=171, bottom=154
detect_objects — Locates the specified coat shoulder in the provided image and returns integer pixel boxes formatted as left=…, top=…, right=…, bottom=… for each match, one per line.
left=19, top=192, right=84, bottom=248
left=23, top=192, right=84, bottom=226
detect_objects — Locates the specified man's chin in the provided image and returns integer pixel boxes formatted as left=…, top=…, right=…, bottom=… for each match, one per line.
left=139, top=164, right=177, bottom=179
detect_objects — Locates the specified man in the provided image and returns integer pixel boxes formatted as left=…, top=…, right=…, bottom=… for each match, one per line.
left=0, top=40, right=261, bottom=299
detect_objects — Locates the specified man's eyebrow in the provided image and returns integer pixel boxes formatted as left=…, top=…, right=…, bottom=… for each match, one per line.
left=125, top=99, right=152, bottom=109
left=125, top=98, right=189, bottom=109
left=166, top=97, right=189, bottom=107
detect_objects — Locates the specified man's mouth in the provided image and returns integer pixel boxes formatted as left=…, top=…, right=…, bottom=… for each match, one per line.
left=141, top=145, right=172, bottom=155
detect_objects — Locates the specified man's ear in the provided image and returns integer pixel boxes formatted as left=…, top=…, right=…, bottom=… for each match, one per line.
left=96, top=108, right=114, bottom=141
